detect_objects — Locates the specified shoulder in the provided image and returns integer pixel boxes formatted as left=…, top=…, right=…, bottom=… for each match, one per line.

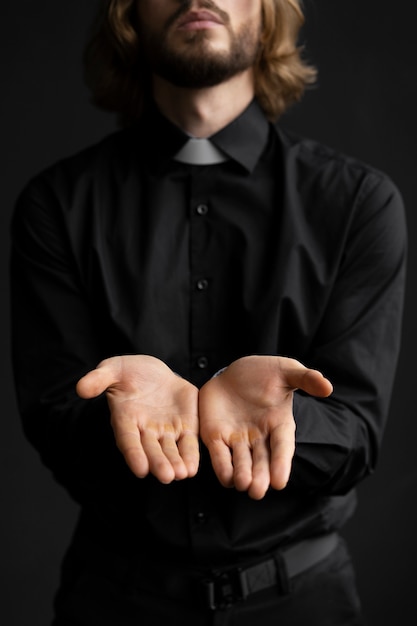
left=11, top=130, right=130, bottom=246
left=12, top=129, right=135, bottom=227
left=274, top=125, right=405, bottom=236
left=20, top=129, right=131, bottom=198
left=271, top=126, right=407, bottom=270
left=276, top=125, right=402, bottom=207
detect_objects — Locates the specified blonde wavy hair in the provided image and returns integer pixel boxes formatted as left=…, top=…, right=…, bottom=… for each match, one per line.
left=84, top=0, right=316, bottom=123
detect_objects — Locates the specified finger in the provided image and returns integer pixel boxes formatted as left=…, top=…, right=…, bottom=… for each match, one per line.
left=112, top=427, right=150, bottom=478
left=231, top=441, right=253, bottom=492
left=141, top=431, right=176, bottom=484
left=159, top=433, right=188, bottom=480
left=177, top=432, right=200, bottom=477
left=269, top=422, right=296, bottom=491
left=247, top=439, right=271, bottom=500
left=281, top=361, right=333, bottom=397
left=208, top=440, right=235, bottom=488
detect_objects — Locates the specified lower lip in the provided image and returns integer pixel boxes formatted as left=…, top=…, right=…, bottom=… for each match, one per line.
left=178, top=20, right=222, bottom=31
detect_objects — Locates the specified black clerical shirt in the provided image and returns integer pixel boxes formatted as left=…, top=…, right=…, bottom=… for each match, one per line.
left=10, top=101, right=407, bottom=566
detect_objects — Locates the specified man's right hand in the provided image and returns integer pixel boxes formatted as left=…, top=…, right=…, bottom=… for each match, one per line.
left=76, top=355, right=200, bottom=484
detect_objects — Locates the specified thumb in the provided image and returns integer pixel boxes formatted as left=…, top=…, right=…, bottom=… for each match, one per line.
left=76, top=364, right=117, bottom=399
left=299, top=368, right=333, bottom=397
left=281, top=360, right=333, bottom=398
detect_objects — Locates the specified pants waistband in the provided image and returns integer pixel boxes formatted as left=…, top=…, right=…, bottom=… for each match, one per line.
left=78, top=531, right=340, bottom=611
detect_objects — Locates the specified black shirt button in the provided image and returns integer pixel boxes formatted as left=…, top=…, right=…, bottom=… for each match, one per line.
left=197, top=356, right=209, bottom=369
left=196, top=278, right=209, bottom=291
left=196, top=203, right=209, bottom=216
left=195, top=512, right=207, bottom=524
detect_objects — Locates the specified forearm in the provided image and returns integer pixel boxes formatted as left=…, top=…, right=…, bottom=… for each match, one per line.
left=11, top=290, right=123, bottom=503
left=19, top=388, right=124, bottom=504
left=290, top=393, right=374, bottom=494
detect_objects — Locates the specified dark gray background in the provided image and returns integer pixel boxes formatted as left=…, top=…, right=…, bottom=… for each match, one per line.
left=1, top=2, right=415, bottom=624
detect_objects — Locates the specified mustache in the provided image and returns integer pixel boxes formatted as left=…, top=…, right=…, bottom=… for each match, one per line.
left=165, top=0, right=230, bottom=31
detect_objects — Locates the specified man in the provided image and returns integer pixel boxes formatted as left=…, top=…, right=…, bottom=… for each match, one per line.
left=10, top=1, right=407, bottom=624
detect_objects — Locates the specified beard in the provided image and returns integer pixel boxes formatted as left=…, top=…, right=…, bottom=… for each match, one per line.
left=139, top=5, right=261, bottom=89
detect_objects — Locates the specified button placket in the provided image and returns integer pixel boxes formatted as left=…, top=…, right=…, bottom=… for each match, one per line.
left=189, top=180, right=213, bottom=383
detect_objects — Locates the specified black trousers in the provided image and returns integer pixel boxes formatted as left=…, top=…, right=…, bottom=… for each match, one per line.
left=52, top=536, right=365, bottom=626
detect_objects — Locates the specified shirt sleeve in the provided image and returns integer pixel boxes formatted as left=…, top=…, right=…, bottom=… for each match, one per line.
left=10, top=174, right=132, bottom=505
left=290, top=173, right=407, bottom=494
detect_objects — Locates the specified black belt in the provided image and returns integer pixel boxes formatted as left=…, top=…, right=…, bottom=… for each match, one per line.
left=203, top=532, right=339, bottom=610
left=78, top=531, right=340, bottom=612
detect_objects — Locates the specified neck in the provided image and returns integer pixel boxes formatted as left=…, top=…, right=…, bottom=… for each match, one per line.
left=152, top=69, right=255, bottom=138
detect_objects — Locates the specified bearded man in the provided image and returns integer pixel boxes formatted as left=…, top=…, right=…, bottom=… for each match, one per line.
left=10, top=1, right=406, bottom=625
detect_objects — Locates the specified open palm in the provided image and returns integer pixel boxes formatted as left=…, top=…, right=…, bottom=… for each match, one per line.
left=199, top=356, right=333, bottom=500
left=76, top=355, right=200, bottom=483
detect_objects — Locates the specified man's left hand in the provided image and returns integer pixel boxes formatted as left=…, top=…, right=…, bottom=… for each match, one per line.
left=198, top=356, right=333, bottom=500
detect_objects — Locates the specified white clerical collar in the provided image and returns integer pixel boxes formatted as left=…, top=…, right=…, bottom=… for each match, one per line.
left=173, top=137, right=228, bottom=165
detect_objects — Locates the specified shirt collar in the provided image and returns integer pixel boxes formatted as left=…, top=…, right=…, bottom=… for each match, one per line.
left=141, top=99, right=270, bottom=174
left=210, top=99, right=269, bottom=173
